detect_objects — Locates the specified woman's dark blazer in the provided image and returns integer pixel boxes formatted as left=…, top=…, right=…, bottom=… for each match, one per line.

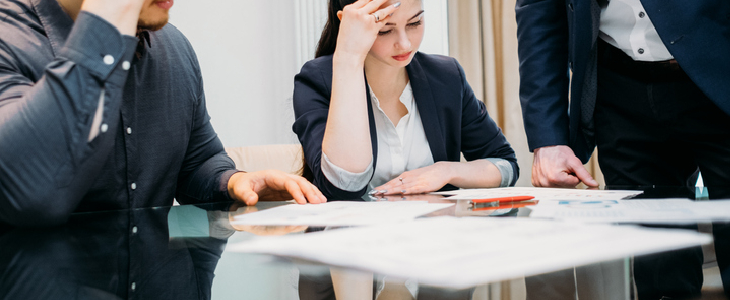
left=292, top=52, right=518, bottom=200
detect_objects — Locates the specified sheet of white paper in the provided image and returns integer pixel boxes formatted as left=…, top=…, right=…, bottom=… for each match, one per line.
left=231, top=201, right=454, bottom=226
left=434, top=187, right=642, bottom=201
left=529, top=199, right=730, bottom=223
left=228, top=217, right=711, bottom=286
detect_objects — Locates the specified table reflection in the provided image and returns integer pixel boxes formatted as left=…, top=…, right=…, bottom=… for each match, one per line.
left=0, top=204, right=231, bottom=300
left=1, top=186, right=729, bottom=300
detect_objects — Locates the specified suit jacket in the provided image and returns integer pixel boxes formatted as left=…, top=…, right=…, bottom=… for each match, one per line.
left=515, top=0, right=730, bottom=163
left=292, top=52, right=518, bottom=200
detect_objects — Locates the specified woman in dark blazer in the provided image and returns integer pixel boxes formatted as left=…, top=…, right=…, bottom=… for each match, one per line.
left=293, top=0, right=518, bottom=201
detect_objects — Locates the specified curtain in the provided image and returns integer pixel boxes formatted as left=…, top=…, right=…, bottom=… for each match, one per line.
left=447, top=0, right=604, bottom=187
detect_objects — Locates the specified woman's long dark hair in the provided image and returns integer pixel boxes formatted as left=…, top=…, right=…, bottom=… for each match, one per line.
left=301, top=0, right=359, bottom=182
left=315, top=0, right=358, bottom=58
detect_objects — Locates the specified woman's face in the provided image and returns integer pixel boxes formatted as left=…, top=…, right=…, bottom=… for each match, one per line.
left=367, top=0, right=425, bottom=69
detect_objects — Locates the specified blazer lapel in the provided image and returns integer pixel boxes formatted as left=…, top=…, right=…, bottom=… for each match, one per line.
left=406, top=54, right=448, bottom=162
left=363, top=74, right=379, bottom=175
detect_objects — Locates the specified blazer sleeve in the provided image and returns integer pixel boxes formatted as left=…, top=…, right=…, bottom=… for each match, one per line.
left=292, top=59, right=373, bottom=200
left=515, top=0, right=571, bottom=151
left=453, top=59, right=519, bottom=186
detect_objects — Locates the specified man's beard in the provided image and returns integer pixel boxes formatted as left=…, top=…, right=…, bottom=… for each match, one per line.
left=137, top=18, right=168, bottom=32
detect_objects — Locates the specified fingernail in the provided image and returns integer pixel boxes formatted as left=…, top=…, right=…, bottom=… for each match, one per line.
left=380, top=190, right=387, bottom=194
left=401, top=190, right=406, bottom=194
left=388, top=13, right=393, bottom=17
left=368, top=190, right=377, bottom=195
left=393, top=2, right=401, bottom=8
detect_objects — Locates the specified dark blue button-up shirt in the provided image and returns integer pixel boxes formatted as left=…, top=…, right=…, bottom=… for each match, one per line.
left=0, top=0, right=237, bottom=226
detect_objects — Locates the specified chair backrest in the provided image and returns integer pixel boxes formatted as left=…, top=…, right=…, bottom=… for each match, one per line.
left=225, top=144, right=304, bottom=175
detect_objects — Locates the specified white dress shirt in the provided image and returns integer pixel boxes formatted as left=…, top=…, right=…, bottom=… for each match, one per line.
left=321, top=82, right=513, bottom=194
left=599, top=0, right=674, bottom=61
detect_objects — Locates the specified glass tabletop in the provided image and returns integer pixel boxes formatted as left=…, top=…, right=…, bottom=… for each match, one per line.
left=1, top=186, right=728, bottom=300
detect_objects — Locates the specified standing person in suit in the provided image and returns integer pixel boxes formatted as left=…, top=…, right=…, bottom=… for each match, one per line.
left=293, top=0, right=518, bottom=203
left=515, top=0, right=730, bottom=298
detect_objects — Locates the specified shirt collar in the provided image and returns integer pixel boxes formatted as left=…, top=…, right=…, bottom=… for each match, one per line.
left=135, top=30, right=152, bottom=59
left=368, top=81, right=415, bottom=115
left=30, top=0, right=152, bottom=59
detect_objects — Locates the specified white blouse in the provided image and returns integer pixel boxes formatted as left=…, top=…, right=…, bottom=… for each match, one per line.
left=320, top=82, right=512, bottom=194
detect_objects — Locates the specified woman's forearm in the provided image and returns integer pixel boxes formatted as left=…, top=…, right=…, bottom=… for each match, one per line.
left=321, top=55, right=372, bottom=173
left=446, top=160, right=503, bottom=189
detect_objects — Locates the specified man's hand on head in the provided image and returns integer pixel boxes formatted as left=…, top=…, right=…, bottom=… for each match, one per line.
left=227, top=170, right=327, bottom=206
left=532, top=145, right=598, bottom=188
left=80, top=0, right=147, bottom=36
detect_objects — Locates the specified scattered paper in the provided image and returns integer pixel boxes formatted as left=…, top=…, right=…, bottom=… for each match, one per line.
left=529, top=199, right=730, bottom=223
left=434, top=187, right=642, bottom=201
left=228, top=217, right=711, bottom=286
left=231, top=201, right=454, bottom=227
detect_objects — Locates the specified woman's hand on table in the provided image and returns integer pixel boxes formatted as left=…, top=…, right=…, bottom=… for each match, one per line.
left=372, top=162, right=453, bottom=195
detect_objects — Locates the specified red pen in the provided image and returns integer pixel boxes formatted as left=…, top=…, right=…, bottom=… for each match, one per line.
left=469, top=195, right=535, bottom=204
left=470, top=200, right=539, bottom=211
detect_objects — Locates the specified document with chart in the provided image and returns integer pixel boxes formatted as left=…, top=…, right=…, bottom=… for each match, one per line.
left=528, top=198, right=730, bottom=223
left=434, top=187, right=643, bottom=201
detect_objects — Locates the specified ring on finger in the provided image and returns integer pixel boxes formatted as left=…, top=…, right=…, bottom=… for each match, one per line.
left=398, top=177, right=404, bottom=184
left=372, top=12, right=380, bottom=22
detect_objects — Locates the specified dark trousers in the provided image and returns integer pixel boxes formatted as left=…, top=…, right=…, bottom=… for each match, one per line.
left=595, top=47, right=730, bottom=299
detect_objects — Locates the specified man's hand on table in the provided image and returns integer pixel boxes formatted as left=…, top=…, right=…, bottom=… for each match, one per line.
left=532, top=145, right=598, bottom=188
left=227, top=170, right=327, bottom=206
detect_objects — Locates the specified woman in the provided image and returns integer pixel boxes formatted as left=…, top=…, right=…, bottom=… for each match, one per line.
left=293, top=0, right=518, bottom=200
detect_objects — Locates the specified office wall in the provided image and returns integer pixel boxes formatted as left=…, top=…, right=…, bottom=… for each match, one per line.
left=171, top=0, right=450, bottom=148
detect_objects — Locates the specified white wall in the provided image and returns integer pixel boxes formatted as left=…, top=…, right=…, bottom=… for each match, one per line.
left=171, top=0, right=449, bottom=148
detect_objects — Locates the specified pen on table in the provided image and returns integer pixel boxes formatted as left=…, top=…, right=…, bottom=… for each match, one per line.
left=469, top=200, right=539, bottom=211
left=469, top=196, right=535, bottom=205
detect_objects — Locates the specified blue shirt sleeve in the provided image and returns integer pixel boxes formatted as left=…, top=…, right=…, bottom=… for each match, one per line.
left=0, top=12, right=137, bottom=226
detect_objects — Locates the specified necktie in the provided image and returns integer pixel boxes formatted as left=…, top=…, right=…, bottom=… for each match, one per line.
left=579, top=0, right=602, bottom=145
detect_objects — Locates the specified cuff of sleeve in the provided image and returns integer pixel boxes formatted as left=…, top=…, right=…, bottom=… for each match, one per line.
left=58, top=11, right=138, bottom=85
left=486, top=158, right=514, bottom=187
left=218, top=169, right=241, bottom=201
left=320, top=152, right=373, bottom=192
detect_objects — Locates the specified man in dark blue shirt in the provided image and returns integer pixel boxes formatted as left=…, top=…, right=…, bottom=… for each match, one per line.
left=0, top=0, right=326, bottom=227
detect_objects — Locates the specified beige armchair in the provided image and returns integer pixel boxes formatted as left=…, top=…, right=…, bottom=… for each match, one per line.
left=225, top=144, right=304, bottom=175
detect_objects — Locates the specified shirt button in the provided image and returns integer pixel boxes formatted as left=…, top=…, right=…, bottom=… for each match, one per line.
left=122, top=61, right=131, bottom=70
left=131, top=182, right=137, bottom=190
left=638, top=48, right=645, bottom=54
left=638, top=11, right=645, bottom=18
left=131, top=282, right=136, bottom=291
left=103, top=55, right=115, bottom=65
left=100, top=123, right=108, bottom=133
left=126, top=127, right=132, bottom=135
left=132, top=226, right=138, bottom=234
